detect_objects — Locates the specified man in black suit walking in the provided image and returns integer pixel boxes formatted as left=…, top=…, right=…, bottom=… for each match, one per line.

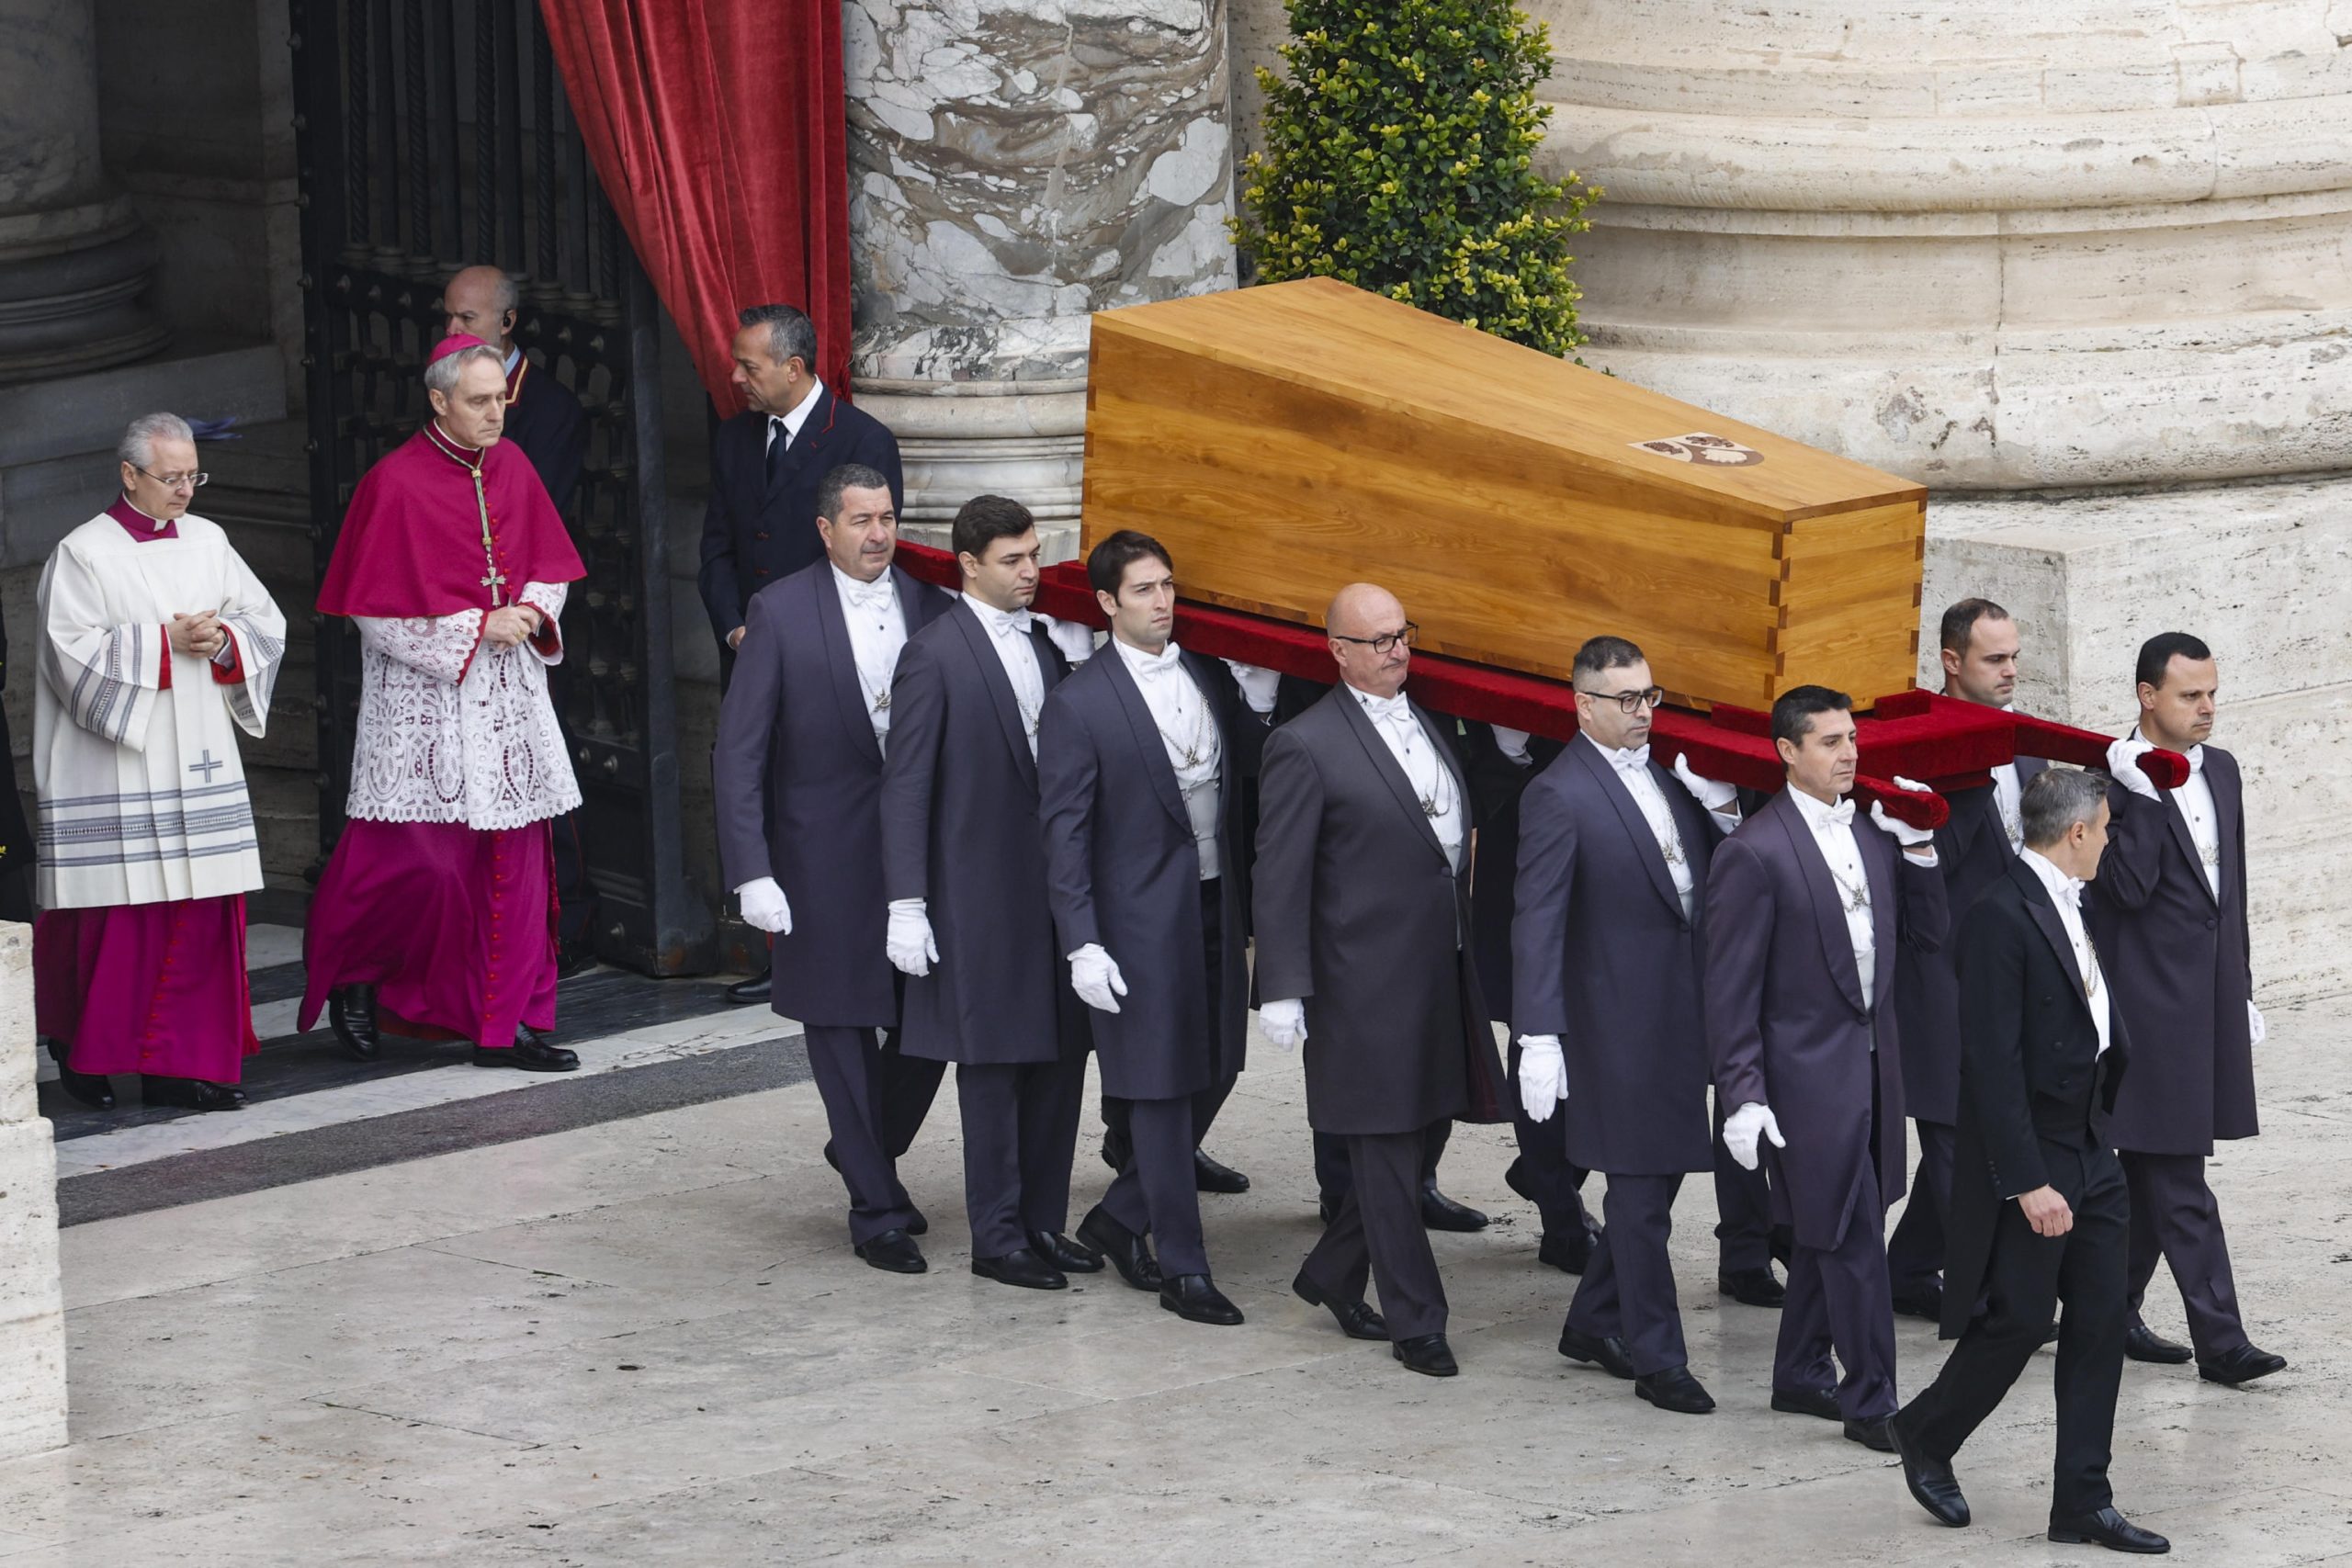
left=1886, top=598, right=2048, bottom=1320
left=1038, top=530, right=1258, bottom=1326
left=712, top=463, right=951, bottom=1273
left=880, top=495, right=1098, bottom=1292
left=2091, top=633, right=2284, bottom=1385
left=1514, top=636, right=1743, bottom=1415
left=700, top=301, right=902, bottom=1004
left=1254, top=583, right=1507, bottom=1377
left=1891, top=767, right=2170, bottom=1554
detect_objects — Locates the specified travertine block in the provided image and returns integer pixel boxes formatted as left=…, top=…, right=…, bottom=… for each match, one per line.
left=0, top=921, right=66, bottom=1459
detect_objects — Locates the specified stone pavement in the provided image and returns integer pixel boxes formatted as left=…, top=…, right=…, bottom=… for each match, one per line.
left=5, top=1004, right=2346, bottom=1565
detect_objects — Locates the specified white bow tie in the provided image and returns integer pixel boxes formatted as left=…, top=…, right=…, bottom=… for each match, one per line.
left=1607, top=744, right=1651, bottom=773
left=842, top=575, right=894, bottom=610
left=1129, top=642, right=1183, bottom=680
left=1817, top=798, right=1855, bottom=830
left=2053, top=877, right=2085, bottom=911
left=2184, top=745, right=2205, bottom=776
left=974, top=603, right=1033, bottom=638
left=1359, top=690, right=1411, bottom=723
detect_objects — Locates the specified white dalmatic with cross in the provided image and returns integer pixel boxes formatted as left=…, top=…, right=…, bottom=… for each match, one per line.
left=33, top=507, right=288, bottom=909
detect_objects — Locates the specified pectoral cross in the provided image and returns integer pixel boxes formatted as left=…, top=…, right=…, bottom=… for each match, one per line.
left=466, top=464, right=506, bottom=606
left=188, top=750, right=225, bottom=782
left=481, top=567, right=509, bottom=598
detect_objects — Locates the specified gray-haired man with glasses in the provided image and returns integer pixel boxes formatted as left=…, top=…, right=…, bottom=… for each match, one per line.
left=1510, top=636, right=1743, bottom=1413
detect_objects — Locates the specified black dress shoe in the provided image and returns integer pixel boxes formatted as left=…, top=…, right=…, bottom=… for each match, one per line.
left=2197, top=1343, right=2287, bottom=1385
left=1419, top=1182, right=1489, bottom=1232
left=1293, top=1269, right=1387, bottom=1340
left=1720, top=1267, right=1787, bottom=1308
left=1770, top=1386, right=1843, bottom=1422
left=1074, top=1208, right=1160, bottom=1293
left=1557, top=1325, right=1637, bottom=1380
left=971, top=1249, right=1068, bottom=1291
left=328, top=983, right=381, bottom=1062
left=47, top=1040, right=114, bottom=1111
left=1026, top=1230, right=1104, bottom=1274
left=1100, top=1125, right=1133, bottom=1172
left=1393, top=1333, right=1459, bottom=1377
left=1634, top=1365, right=1716, bottom=1414
left=906, top=1208, right=928, bottom=1237
left=723, top=968, right=771, bottom=1004
left=1891, top=1279, right=1944, bottom=1322
left=2123, top=1324, right=2193, bottom=1364
left=2049, top=1506, right=2169, bottom=1553
left=1193, top=1148, right=1250, bottom=1194
left=1844, top=1416, right=1895, bottom=1452
left=853, top=1229, right=927, bottom=1274
left=1890, top=1413, right=1969, bottom=1527
left=141, top=1076, right=248, bottom=1111
left=1160, top=1273, right=1245, bottom=1325
left=474, top=1030, right=579, bottom=1071
left=1538, top=1217, right=1600, bottom=1274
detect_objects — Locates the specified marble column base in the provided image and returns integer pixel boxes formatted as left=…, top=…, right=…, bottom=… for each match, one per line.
left=1919, top=476, right=2352, bottom=1004
left=0, top=922, right=67, bottom=1460
left=0, top=194, right=166, bottom=385
left=854, top=380, right=1088, bottom=564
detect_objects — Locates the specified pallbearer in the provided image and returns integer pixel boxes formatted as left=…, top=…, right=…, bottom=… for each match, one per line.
left=33, top=414, right=287, bottom=1112
left=299, top=335, right=586, bottom=1071
left=1038, top=530, right=1257, bottom=1325
left=1512, top=637, right=1742, bottom=1414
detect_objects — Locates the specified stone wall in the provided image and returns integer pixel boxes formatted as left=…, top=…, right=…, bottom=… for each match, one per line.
left=0, top=922, right=65, bottom=1459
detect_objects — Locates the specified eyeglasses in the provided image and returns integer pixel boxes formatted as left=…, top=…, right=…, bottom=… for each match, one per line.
left=1331, top=622, right=1419, bottom=656
left=134, top=467, right=209, bottom=491
left=1576, top=684, right=1666, bottom=715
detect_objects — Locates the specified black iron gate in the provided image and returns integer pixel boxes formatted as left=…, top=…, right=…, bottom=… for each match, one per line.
left=288, top=0, right=711, bottom=975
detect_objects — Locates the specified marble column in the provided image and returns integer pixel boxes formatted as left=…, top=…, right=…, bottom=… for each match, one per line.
left=1521, top=0, right=2352, bottom=1001
left=0, top=922, right=66, bottom=1460
left=0, top=0, right=166, bottom=382
left=844, top=0, right=1238, bottom=556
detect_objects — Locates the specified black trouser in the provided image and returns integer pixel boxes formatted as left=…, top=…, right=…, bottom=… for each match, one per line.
left=1885, top=1118, right=1957, bottom=1291
left=1566, top=1174, right=1688, bottom=1375
left=1100, top=1077, right=1235, bottom=1277
left=1500, top=1037, right=1594, bottom=1236
left=1902, top=1145, right=2131, bottom=1517
left=1316, top=1118, right=1451, bottom=1206
left=955, top=1056, right=1087, bottom=1258
left=1302, top=1129, right=1448, bottom=1339
left=803, top=1024, right=944, bottom=1244
left=2121, top=1150, right=2248, bottom=1357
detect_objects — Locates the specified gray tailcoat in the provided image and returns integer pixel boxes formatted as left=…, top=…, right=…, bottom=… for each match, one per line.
left=2086, top=749, right=2256, bottom=1156
left=1704, top=790, right=1950, bottom=1250
left=1250, top=684, right=1505, bottom=1136
left=1510, top=736, right=1722, bottom=1176
left=1894, top=758, right=2046, bottom=1126
left=878, top=600, right=1080, bottom=1066
left=712, top=560, right=951, bottom=1027
left=1036, top=646, right=1258, bottom=1100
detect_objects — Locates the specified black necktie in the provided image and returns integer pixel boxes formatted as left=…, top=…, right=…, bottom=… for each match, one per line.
left=765, top=418, right=786, bottom=488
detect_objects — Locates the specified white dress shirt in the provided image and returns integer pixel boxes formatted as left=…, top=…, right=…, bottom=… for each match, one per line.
left=2138, top=727, right=2222, bottom=899
left=1789, top=786, right=1879, bottom=1010
left=972, top=599, right=1045, bottom=758
left=2020, top=847, right=2110, bottom=1059
left=1584, top=734, right=1695, bottom=920
left=831, top=564, right=907, bottom=751
left=1991, top=705, right=2025, bottom=855
left=1352, top=685, right=1464, bottom=872
left=1114, top=637, right=1222, bottom=880
left=764, top=378, right=824, bottom=455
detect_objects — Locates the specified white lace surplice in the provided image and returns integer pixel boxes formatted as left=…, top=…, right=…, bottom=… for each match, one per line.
left=345, top=581, right=582, bottom=829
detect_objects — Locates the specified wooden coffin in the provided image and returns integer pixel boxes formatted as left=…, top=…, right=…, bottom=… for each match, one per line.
left=1080, top=277, right=1928, bottom=710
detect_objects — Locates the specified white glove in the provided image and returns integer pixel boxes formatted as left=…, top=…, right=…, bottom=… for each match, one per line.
left=1069, top=942, right=1128, bottom=1014
left=1516, top=1033, right=1567, bottom=1122
left=886, top=898, right=939, bottom=978
left=2247, top=999, right=2267, bottom=1046
left=1671, top=753, right=1738, bottom=811
left=1490, top=724, right=1533, bottom=766
left=1225, top=660, right=1281, bottom=715
left=735, top=876, right=793, bottom=935
left=1723, top=1100, right=1787, bottom=1172
left=1260, top=998, right=1306, bottom=1052
left=1037, top=614, right=1097, bottom=665
left=2105, top=736, right=2162, bottom=801
left=1871, top=775, right=1938, bottom=848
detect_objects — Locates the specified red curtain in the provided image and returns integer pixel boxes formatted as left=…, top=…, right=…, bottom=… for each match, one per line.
left=539, top=0, right=854, bottom=410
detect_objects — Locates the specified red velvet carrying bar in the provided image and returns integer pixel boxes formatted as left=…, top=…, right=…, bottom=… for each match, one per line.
left=894, top=544, right=2187, bottom=829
